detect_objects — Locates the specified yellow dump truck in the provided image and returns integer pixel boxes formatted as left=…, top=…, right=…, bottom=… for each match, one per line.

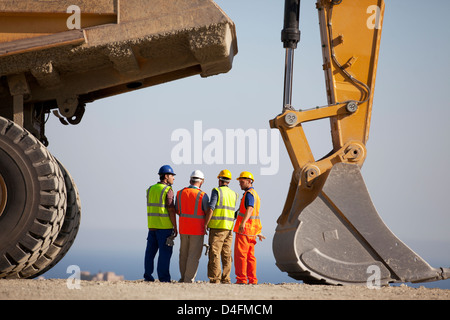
left=0, top=0, right=237, bottom=279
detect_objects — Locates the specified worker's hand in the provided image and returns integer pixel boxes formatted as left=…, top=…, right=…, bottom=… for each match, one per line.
left=257, top=234, right=266, bottom=242
left=172, top=228, right=178, bottom=238
left=204, top=227, right=209, bottom=235
left=238, top=222, right=245, bottom=234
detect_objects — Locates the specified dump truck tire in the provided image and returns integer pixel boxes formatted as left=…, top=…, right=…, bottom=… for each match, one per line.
left=0, top=117, right=66, bottom=278
left=30, top=161, right=81, bottom=278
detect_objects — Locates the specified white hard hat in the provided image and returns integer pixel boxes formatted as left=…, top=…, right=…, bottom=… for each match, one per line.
left=190, top=170, right=205, bottom=181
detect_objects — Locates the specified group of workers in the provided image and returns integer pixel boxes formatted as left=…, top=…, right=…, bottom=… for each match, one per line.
left=144, top=165, right=264, bottom=284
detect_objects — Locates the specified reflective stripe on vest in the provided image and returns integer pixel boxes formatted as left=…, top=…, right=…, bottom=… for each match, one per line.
left=177, top=187, right=206, bottom=235
left=208, top=186, right=238, bottom=230
left=233, top=188, right=261, bottom=236
left=147, top=183, right=173, bottom=229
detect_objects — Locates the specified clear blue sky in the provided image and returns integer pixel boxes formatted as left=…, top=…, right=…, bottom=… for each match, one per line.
left=43, top=0, right=450, bottom=288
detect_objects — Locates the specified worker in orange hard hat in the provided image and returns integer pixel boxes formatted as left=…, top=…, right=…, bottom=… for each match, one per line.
left=233, top=171, right=265, bottom=285
left=175, top=169, right=209, bottom=283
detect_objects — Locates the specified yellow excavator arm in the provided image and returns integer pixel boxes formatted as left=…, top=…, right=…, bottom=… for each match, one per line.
left=272, top=0, right=382, bottom=226
left=271, top=0, right=449, bottom=285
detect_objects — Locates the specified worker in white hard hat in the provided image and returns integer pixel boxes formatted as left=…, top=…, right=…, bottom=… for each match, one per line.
left=175, top=169, right=209, bottom=283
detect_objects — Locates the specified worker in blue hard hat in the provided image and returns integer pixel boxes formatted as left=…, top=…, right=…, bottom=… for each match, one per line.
left=158, top=164, right=176, bottom=177
left=144, top=165, right=178, bottom=282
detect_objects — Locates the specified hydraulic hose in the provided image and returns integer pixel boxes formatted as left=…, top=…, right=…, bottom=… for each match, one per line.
left=282, top=0, right=300, bottom=111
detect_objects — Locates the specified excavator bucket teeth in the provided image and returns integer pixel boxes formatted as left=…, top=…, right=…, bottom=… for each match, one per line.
left=274, top=163, right=448, bottom=285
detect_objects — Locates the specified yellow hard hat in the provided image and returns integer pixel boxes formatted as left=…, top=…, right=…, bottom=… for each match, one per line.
left=237, top=171, right=254, bottom=181
left=217, top=169, right=232, bottom=180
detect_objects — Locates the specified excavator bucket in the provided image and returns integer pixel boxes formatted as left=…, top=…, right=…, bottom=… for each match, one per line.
left=272, top=0, right=449, bottom=285
left=273, top=163, right=450, bottom=285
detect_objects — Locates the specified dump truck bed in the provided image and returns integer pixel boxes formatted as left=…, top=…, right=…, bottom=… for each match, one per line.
left=0, top=0, right=237, bottom=122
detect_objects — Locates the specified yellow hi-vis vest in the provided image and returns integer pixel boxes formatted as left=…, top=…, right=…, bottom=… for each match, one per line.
left=147, top=183, right=173, bottom=229
left=208, top=186, right=238, bottom=230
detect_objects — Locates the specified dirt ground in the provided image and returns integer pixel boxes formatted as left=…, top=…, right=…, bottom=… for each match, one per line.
left=0, top=279, right=449, bottom=300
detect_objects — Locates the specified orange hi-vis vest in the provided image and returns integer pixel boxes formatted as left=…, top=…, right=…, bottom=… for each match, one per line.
left=233, top=188, right=261, bottom=236
left=177, top=187, right=206, bottom=235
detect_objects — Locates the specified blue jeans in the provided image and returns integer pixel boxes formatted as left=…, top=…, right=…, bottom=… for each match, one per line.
left=144, top=229, right=173, bottom=282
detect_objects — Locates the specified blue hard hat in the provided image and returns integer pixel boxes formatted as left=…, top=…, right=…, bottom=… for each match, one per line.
left=158, top=165, right=176, bottom=175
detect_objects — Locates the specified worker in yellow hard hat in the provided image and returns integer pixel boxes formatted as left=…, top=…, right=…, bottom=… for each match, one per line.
left=218, top=169, right=232, bottom=180
left=204, top=169, right=238, bottom=284
left=233, top=171, right=265, bottom=284
left=236, top=171, right=254, bottom=182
